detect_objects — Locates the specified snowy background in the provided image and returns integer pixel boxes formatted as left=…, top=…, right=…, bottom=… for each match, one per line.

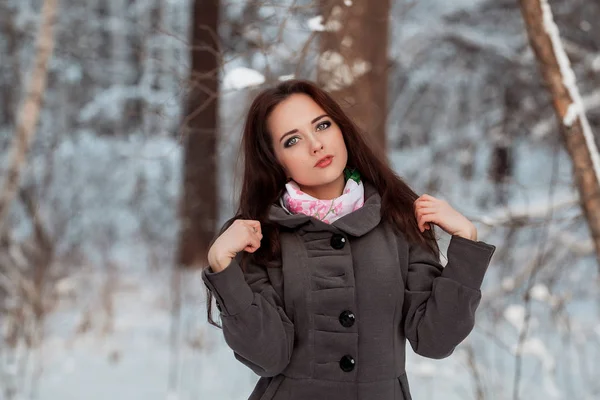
left=0, top=0, right=599, bottom=399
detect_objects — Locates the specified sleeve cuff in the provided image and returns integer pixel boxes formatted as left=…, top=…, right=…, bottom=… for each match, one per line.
left=201, top=258, right=254, bottom=316
left=441, top=235, right=497, bottom=290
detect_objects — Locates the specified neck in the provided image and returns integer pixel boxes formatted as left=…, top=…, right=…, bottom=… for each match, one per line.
left=296, top=173, right=345, bottom=200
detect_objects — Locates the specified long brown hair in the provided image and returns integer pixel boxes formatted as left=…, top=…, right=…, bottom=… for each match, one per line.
left=205, top=79, right=440, bottom=328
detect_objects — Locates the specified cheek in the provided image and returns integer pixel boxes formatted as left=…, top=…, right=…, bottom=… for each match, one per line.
left=286, top=155, right=304, bottom=172
left=283, top=153, right=311, bottom=178
left=334, top=130, right=347, bottom=151
left=278, top=151, right=299, bottom=171
left=273, top=150, right=288, bottom=173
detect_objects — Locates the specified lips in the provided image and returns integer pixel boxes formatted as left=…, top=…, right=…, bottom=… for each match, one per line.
left=315, top=155, right=334, bottom=167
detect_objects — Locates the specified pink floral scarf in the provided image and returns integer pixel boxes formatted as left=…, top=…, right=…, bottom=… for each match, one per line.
left=280, top=169, right=364, bottom=224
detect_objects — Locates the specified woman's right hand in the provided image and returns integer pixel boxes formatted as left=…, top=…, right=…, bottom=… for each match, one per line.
left=207, top=219, right=263, bottom=272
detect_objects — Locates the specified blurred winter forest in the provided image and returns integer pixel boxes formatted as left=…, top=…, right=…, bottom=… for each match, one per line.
left=0, top=0, right=599, bottom=399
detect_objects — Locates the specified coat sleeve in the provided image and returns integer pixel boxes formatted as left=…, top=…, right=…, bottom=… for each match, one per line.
left=202, top=251, right=295, bottom=377
left=402, top=234, right=496, bottom=359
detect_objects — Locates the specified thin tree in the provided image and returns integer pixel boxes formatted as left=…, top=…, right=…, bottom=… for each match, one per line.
left=519, top=0, right=600, bottom=269
left=0, top=0, right=59, bottom=232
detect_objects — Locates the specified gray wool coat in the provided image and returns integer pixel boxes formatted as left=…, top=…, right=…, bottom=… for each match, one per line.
left=202, top=180, right=496, bottom=400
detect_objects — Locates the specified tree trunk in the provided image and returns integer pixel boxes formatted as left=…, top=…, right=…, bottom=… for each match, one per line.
left=141, top=0, right=165, bottom=137
left=318, top=0, right=391, bottom=161
left=176, top=0, right=220, bottom=268
left=0, top=7, right=21, bottom=128
left=519, top=0, right=600, bottom=268
left=0, top=0, right=59, bottom=231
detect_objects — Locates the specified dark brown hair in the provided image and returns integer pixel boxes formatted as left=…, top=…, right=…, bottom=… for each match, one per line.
left=205, top=79, right=440, bottom=328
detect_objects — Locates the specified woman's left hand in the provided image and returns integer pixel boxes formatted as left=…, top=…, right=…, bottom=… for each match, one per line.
left=414, top=194, right=477, bottom=240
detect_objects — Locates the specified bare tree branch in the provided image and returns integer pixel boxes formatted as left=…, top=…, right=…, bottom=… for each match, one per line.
left=0, top=0, right=59, bottom=231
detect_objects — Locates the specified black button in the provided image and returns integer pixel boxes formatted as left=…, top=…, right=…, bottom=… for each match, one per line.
left=339, top=355, right=355, bottom=372
left=339, top=310, right=355, bottom=327
left=330, top=234, right=346, bottom=249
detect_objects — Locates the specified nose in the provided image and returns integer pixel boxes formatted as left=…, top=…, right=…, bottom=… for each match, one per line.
left=310, top=136, right=324, bottom=154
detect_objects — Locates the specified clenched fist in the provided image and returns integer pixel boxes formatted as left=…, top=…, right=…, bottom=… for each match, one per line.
left=207, top=219, right=263, bottom=272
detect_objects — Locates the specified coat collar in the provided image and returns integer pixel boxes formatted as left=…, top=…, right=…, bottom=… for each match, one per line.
left=268, top=180, right=382, bottom=237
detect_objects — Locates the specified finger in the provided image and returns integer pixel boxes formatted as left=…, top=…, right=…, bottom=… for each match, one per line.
left=249, top=234, right=261, bottom=247
left=414, top=195, right=429, bottom=203
left=415, top=201, right=436, bottom=209
left=415, top=207, right=437, bottom=215
left=418, top=215, right=434, bottom=231
left=246, top=224, right=263, bottom=240
left=414, top=209, right=436, bottom=225
left=246, top=220, right=262, bottom=236
left=244, top=237, right=261, bottom=253
left=244, top=223, right=257, bottom=235
left=416, top=198, right=436, bottom=206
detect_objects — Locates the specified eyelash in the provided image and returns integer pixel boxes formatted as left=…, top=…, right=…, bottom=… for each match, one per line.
left=284, top=121, right=331, bottom=148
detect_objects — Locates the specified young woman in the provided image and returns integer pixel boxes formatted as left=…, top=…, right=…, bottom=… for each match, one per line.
left=202, top=79, right=496, bottom=400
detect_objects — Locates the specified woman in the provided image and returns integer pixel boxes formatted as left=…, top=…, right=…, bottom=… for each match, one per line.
left=202, top=79, right=496, bottom=400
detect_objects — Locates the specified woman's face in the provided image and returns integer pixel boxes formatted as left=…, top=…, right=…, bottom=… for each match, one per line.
left=268, top=93, right=348, bottom=200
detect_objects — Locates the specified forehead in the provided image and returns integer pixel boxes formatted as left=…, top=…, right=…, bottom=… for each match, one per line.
left=268, top=93, right=325, bottom=134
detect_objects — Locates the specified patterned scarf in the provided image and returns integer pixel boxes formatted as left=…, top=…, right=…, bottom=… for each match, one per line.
left=280, top=167, right=364, bottom=224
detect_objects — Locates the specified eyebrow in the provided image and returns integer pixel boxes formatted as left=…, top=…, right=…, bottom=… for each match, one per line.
left=279, top=114, right=329, bottom=143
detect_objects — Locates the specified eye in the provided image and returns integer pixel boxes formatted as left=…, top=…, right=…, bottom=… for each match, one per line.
left=283, top=121, right=331, bottom=148
left=316, top=121, right=331, bottom=131
left=284, top=137, right=299, bottom=148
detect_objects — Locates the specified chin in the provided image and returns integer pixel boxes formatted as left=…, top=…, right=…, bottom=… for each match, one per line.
left=294, top=161, right=344, bottom=186
left=309, top=169, right=345, bottom=187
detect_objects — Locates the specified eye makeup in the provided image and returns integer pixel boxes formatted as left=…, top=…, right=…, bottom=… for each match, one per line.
left=283, top=120, right=331, bottom=148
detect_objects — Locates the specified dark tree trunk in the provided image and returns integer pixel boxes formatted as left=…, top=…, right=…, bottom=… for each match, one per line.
left=177, top=0, right=220, bottom=268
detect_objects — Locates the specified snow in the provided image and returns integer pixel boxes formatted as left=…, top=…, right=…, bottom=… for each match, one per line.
left=579, top=20, right=591, bottom=32
left=412, top=361, right=437, bottom=378
left=318, top=51, right=371, bottom=91
left=502, top=277, right=516, bottom=291
left=222, top=67, right=265, bottom=91
left=593, top=55, right=600, bottom=72
left=530, top=284, right=551, bottom=302
left=323, top=6, right=343, bottom=33
left=307, top=16, right=325, bottom=32
left=479, top=189, right=579, bottom=227
left=504, top=304, right=526, bottom=332
left=563, top=102, right=579, bottom=127
left=514, top=337, right=561, bottom=398
left=515, top=337, right=555, bottom=371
